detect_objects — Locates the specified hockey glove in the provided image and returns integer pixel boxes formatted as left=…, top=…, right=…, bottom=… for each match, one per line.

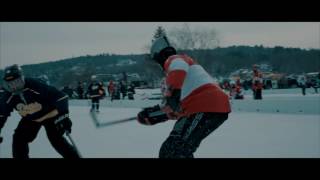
left=161, top=105, right=183, bottom=120
left=54, top=114, right=72, bottom=134
left=137, top=105, right=169, bottom=125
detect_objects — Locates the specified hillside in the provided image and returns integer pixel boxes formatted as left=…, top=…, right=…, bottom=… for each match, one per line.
left=0, top=46, right=319, bottom=87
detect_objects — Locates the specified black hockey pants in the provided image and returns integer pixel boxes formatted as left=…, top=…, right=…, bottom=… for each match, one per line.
left=12, top=119, right=80, bottom=159
left=159, top=112, right=228, bottom=158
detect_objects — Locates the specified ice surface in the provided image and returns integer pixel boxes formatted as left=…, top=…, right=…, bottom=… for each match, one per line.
left=0, top=88, right=319, bottom=158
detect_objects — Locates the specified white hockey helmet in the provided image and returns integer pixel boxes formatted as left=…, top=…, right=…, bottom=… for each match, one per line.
left=150, top=35, right=176, bottom=67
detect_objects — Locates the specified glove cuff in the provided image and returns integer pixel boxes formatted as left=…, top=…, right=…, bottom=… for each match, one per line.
left=54, top=114, right=69, bottom=125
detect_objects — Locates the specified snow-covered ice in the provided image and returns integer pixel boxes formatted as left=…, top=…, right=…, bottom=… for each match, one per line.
left=0, top=88, right=319, bottom=158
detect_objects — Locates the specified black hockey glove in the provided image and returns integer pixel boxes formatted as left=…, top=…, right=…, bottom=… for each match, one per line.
left=137, top=105, right=168, bottom=125
left=54, top=114, right=72, bottom=134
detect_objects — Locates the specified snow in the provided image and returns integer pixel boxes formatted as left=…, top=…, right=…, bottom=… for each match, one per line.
left=0, top=88, right=319, bottom=158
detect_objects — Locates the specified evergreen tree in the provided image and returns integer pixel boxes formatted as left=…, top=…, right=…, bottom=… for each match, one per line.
left=153, top=26, right=167, bottom=40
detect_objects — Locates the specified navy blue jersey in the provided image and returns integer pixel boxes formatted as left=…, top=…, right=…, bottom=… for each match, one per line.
left=0, top=78, right=68, bottom=128
left=87, top=82, right=105, bottom=98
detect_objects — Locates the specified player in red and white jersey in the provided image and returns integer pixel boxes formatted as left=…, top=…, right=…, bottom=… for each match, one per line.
left=137, top=35, right=231, bottom=158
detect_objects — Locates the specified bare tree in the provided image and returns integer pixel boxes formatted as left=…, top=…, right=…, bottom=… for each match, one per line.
left=168, top=23, right=195, bottom=50
left=168, top=23, right=220, bottom=50
left=192, top=27, right=220, bottom=49
left=167, top=23, right=220, bottom=74
left=143, top=23, right=220, bottom=75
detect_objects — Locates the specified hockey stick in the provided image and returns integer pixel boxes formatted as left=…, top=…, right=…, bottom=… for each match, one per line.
left=89, top=110, right=136, bottom=128
left=149, top=110, right=166, bottom=117
left=66, top=132, right=82, bottom=158
left=95, top=110, right=166, bottom=128
left=97, top=116, right=137, bottom=127
left=89, top=106, right=167, bottom=128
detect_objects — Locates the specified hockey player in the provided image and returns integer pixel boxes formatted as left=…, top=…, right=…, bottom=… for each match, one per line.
left=107, top=80, right=115, bottom=97
left=76, top=81, right=84, bottom=99
left=127, top=83, right=135, bottom=100
left=0, top=64, right=80, bottom=158
left=298, top=74, right=307, bottom=96
left=119, top=80, right=127, bottom=100
left=252, top=64, right=263, bottom=99
left=230, top=79, right=244, bottom=99
left=87, top=76, right=105, bottom=112
left=137, top=36, right=231, bottom=158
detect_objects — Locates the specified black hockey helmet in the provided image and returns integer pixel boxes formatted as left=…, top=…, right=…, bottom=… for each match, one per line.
left=150, top=35, right=177, bottom=68
left=2, top=64, right=25, bottom=93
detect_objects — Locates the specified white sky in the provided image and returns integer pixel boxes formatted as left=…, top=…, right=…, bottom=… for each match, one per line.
left=0, top=22, right=319, bottom=68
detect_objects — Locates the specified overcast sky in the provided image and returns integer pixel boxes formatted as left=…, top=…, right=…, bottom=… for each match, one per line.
left=0, top=22, right=319, bottom=68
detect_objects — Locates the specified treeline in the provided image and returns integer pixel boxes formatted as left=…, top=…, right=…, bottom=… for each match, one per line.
left=0, top=46, right=319, bottom=87
left=181, top=45, right=319, bottom=76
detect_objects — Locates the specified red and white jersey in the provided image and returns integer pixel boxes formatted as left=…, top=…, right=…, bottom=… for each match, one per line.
left=163, top=54, right=231, bottom=116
